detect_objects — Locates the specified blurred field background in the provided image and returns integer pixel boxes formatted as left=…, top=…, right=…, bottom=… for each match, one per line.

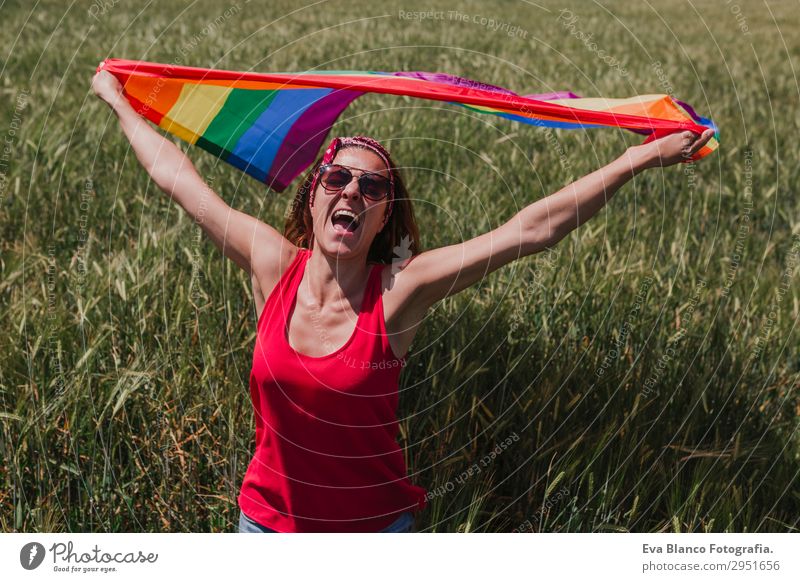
left=1, top=0, right=798, bottom=533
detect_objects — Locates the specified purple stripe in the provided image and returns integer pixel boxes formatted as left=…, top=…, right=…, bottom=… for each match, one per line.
left=266, top=88, right=363, bottom=191
left=674, top=99, right=703, bottom=123
left=388, top=71, right=517, bottom=96
left=390, top=72, right=582, bottom=102
left=522, top=91, right=581, bottom=100
left=675, top=99, right=718, bottom=130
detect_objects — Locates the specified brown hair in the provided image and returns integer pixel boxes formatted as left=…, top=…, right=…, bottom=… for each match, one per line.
left=283, top=144, right=421, bottom=264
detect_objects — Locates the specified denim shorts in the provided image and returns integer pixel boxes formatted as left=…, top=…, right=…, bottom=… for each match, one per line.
left=238, top=510, right=415, bottom=533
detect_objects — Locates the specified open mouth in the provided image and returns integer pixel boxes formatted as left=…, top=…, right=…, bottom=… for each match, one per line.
left=330, top=209, right=361, bottom=235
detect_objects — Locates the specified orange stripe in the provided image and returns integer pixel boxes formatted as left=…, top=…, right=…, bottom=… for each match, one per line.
left=605, top=97, right=689, bottom=123
left=123, top=75, right=184, bottom=122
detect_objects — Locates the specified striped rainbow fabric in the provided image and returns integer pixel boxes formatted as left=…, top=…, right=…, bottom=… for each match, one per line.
left=98, top=58, right=718, bottom=191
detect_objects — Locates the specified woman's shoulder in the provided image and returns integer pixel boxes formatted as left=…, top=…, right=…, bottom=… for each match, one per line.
left=252, top=245, right=304, bottom=301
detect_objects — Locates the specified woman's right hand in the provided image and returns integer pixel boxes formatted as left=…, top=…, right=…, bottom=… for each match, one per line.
left=630, top=128, right=716, bottom=169
left=91, top=68, right=125, bottom=109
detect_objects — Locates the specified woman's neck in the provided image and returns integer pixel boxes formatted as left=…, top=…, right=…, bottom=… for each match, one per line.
left=303, top=248, right=371, bottom=306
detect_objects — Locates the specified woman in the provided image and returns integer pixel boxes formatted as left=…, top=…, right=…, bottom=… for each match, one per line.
left=91, top=68, right=715, bottom=533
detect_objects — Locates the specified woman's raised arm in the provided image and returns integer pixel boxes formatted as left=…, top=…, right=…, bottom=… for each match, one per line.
left=90, top=69, right=294, bottom=278
left=391, top=129, right=716, bottom=312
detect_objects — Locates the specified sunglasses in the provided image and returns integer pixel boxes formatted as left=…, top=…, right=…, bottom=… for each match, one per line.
left=317, top=164, right=393, bottom=201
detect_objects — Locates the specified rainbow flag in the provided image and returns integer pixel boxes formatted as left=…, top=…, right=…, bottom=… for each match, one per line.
left=98, top=58, right=719, bottom=191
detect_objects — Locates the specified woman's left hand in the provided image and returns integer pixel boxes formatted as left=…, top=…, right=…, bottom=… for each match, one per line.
left=632, top=128, right=716, bottom=169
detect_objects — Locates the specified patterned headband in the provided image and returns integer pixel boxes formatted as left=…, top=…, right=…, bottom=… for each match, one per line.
left=308, top=135, right=395, bottom=224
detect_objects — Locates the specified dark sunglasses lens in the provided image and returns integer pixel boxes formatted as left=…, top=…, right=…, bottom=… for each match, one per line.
left=360, top=175, right=390, bottom=199
left=321, top=167, right=352, bottom=189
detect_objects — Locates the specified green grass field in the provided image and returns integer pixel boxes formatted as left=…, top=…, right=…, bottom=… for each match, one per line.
left=1, top=0, right=798, bottom=532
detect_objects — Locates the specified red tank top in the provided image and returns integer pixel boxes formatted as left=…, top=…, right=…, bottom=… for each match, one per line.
left=238, top=248, right=428, bottom=532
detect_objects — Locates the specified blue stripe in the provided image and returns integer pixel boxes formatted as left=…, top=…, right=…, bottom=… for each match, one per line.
left=225, top=152, right=268, bottom=182
left=229, top=88, right=332, bottom=179
left=495, top=111, right=599, bottom=129
left=451, top=102, right=600, bottom=130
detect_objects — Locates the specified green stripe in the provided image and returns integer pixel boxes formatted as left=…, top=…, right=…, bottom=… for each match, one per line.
left=194, top=136, right=230, bottom=161
left=200, top=88, right=279, bottom=159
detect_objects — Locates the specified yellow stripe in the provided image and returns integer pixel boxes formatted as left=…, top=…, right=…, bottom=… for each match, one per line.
left=159, top=83, right=234, bottom=144
left=547, top=95, right=665, bottom=110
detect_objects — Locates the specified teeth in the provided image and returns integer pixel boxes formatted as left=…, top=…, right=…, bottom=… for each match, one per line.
left=332, top=209, right=359, bottom=226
